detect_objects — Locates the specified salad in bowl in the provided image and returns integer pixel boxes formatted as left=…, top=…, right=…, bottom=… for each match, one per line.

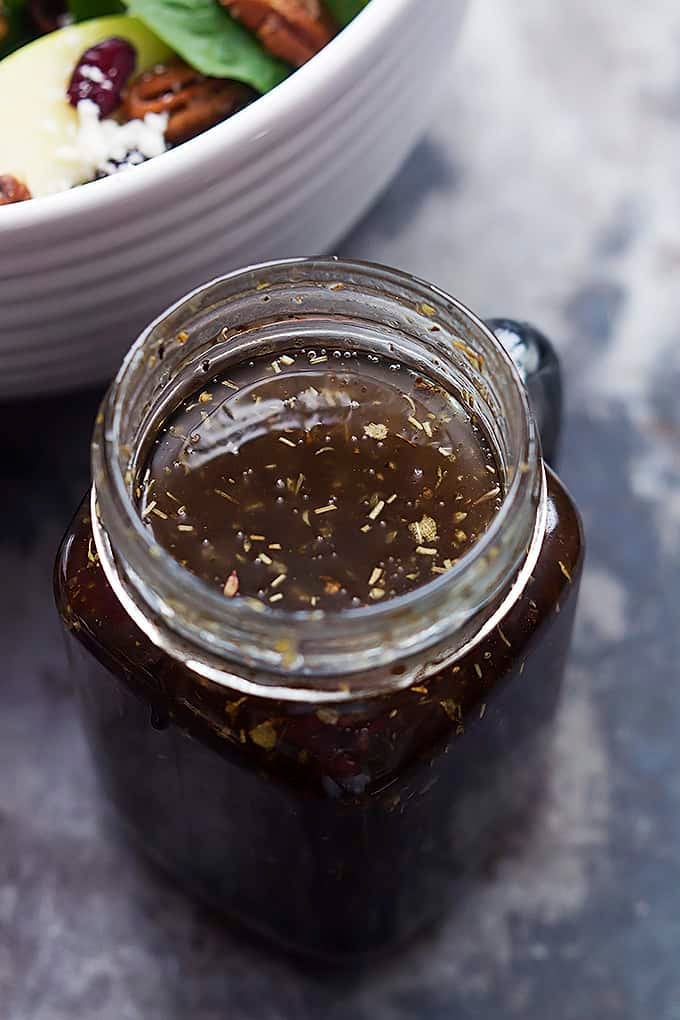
left=0, top=0, right=368, bottom=202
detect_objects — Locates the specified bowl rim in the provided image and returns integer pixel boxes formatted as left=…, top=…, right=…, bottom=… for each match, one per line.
left=0, top=0, right=410, bottom=231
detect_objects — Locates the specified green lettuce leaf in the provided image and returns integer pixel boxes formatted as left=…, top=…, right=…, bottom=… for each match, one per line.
left=324, top=0, right=370, bottom=27
left=123, top=0, right=289, bottom=92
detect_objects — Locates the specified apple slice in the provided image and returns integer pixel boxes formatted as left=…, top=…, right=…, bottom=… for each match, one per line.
left=0, top=15, right=173, bottom=198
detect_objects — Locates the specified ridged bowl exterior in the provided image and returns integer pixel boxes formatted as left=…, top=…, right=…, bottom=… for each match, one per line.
left=0, top=0, right=467, bottom=398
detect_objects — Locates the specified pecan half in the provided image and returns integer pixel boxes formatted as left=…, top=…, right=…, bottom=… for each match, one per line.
left=121, top=62, right=255, bottom=145
left=221, top=0, right=336, bottom=67
left=0, top=175, right=32, bottom=205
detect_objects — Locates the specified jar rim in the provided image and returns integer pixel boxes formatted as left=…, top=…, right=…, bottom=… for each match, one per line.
left=92, top=257, right=543, bottom=693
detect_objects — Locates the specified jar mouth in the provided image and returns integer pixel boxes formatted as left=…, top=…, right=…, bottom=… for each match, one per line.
left=92, top=258, right=543, bottom=691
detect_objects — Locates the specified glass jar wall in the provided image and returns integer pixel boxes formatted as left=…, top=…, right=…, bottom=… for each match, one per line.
left=54, top=260, right=584, bottom=959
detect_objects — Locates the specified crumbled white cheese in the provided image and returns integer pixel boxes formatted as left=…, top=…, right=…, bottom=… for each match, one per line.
left=57, top=99, right=168, bottom=184
left=79, top=64, right=108, bottom=86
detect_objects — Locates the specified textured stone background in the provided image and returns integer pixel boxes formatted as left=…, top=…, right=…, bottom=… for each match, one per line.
left=2, top=1, right=679, bottom=1016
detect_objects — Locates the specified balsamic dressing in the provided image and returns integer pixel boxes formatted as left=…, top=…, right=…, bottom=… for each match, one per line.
left=140, top=349, right=502, bottom=611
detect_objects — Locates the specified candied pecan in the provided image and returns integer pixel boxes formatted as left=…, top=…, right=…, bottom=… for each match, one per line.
left=0, top=175, right=32, bottom=205
left=221, top=0, right=336, bottom=67
left=121, top=63, right=255, bottom=144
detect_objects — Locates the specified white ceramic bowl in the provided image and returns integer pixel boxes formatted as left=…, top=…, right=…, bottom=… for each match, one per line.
left=0, top=0, right=467, bottom=399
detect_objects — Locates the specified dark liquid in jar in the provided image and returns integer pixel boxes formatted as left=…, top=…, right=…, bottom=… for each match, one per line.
left=55, top=341, right=584, bottom=960
left=139, top=350, right=503, bottom=611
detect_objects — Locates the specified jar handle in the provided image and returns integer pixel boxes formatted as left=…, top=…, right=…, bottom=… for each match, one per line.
left=487, top=318, right=562, bottom=467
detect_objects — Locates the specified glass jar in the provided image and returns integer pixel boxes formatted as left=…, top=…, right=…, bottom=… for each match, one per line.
left=54, top=259, right=583, bottom=960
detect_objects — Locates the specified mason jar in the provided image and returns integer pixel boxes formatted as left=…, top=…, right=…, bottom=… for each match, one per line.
left=54, top=259, right=583, bottom=960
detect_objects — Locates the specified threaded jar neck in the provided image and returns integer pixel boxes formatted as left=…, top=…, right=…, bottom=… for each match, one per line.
left=92, top=258, right=544, bottom=700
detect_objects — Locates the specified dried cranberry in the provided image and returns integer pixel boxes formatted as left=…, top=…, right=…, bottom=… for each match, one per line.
left=67, top=37, right=137, bottom=118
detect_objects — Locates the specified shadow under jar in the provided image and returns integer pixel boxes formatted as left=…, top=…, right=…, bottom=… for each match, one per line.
left=54, top=259, right=584, bottom=961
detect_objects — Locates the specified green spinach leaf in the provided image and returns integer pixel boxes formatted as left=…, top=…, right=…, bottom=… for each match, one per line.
left=68, top=0, right=125, bottom=23
left=123, top=0, right=289, bottom=92
left=0, top=0, right=33, bottom=60
left=324, top=0, right=370, bottom=27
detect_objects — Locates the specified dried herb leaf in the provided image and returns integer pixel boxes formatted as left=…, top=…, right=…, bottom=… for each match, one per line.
left=249, top=720, right=277, bottom=750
